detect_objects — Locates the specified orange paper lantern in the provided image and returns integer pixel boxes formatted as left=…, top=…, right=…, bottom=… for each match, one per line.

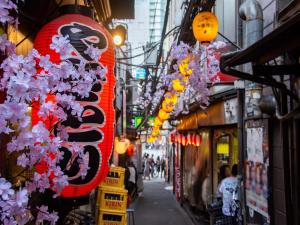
left=192, top=11, right=218, bottom=43
left=172, top=77, right=188, bottom=93
left=158, top=109, right=170, bottom=120
left=154, top=117, right=163, bottom=127
left=162, top=99, right=174, bottom=113
left=179, top=57, right=193, bottom=76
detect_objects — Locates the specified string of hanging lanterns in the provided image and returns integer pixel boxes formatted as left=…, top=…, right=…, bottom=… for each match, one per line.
left=169, top=132, right=203, bottom=147
left=147, top=11, right=219, bottom=143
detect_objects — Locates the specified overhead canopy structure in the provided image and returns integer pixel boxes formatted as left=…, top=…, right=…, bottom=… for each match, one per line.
left=220, top=12, right=300, bottom=101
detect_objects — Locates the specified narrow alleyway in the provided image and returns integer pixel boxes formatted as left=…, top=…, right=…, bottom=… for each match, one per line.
left=131, top=179, right=195, bottom=225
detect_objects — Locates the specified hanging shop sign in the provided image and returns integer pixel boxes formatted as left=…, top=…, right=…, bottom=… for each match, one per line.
left=33, top=13, right=115, bottom=197
left=134, top=116, right=143, bottom=128
left=134, top=68, right=146, bottom=80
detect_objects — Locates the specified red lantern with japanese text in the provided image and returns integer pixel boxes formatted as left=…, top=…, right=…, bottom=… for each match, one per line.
left=33, top=13, right=115, bottom=198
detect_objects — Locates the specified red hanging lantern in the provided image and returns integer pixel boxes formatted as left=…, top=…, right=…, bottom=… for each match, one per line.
left=182, top=135, right=187, bottom=146
left=176, top=133, right=182, bottom=144
left=33, top=13, right=115, bottom=197
left=191, top=134, right=196, bottom=146
left=195, top=134, right=203, bottom=147
left=127, top=144, right=135, bottom=157
left=169, top=132, right=175, bottom=144
left=187, top=133, right=191, bottom=145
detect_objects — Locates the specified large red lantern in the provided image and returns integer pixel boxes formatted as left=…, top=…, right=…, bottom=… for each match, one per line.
left=33, top=13, right=115, bottom=197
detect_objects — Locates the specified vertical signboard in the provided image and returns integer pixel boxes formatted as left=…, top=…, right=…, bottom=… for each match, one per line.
left=245, top=119, right=270, bottom=224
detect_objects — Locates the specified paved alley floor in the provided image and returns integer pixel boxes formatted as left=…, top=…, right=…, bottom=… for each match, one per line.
left=131, top=178, right=195, bottom=225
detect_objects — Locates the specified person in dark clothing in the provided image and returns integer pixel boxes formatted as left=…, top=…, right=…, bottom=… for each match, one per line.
left=161, top=158, right=166, bottom=178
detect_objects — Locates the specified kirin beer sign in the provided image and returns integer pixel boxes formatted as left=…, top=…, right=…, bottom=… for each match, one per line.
left=33, top=14, right=115, bottom=197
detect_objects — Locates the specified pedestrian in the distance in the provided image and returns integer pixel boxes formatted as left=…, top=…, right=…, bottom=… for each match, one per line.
left=218, top=164, right=239, bottom=225
left=150, top=154, right=155, bottom=178
left=144, top=154, right=151, bottom=180
left=156, top=156, right=161, bottom=176
left=161, top=157, right=166, bottom=178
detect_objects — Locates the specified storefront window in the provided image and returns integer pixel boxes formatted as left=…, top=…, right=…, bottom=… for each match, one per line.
left=217, top=135, right=230, bottom=164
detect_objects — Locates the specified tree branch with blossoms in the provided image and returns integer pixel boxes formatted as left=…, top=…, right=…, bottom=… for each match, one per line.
left=0, top=1, right=106, bottom=224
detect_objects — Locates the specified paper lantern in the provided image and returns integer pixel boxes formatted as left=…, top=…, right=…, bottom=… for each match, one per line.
left=187, top=133, right=192, bottom=145
left=195, top=134, right=203, bottom=147
left=182, top=135, right=187, bottom=146
left=33, top=13, right=115, bottom=197
left=158, top=109, right=170, bottom=120
left=179, top=57, right=193, bottom=76
left=127, top=144, right=134, bottom=157
left=152, top=127, right=160, bottom=137
left=177, top=133, right=182, bottom=144
left=154, top=117, right=163, bottom=127
left=192, top=11, right=218, bottom=43
left=115, top=138, right=130, bottom=154
left=147, top=136, right=156, bottom=143
left=169, top=133, right=176, bottom=144
left=164, top=92, right=178, bottom=104
left=172, top=77, right=188, bottom=93
left=162, top=99, right=174, bottom=113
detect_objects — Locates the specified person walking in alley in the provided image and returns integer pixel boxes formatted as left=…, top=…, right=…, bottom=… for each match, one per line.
left=218, top=164, right=239, bottom=225
left=144, top=154, right=151, bottom=180
left=127, top=161, right=138, bottom=198
left=156, top=156, right=161, bottom=177
left=161, top=157, right=166, bottom=178
left=217, top=164, right=231, bottom=198
left=150, top=154, right=155, bottom=178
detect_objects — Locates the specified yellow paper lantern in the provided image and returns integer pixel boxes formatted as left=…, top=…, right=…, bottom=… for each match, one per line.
left=154, top=117, right=163, bottom=127
left=165, top=92, right=178, bottom=104
left=152, top=129, right=160, bottom=137
left=192, top=11, right=218, bottom=43
left=115, top=138, right=130, bottom=154
left=147, top=136, right=156, bottom=143
left=179, top=57, right=193, bottom=76
left=158, top=109, right=170, bottom=120
left=172, top=77, right=188, bottom=93
left=162, top=99, right=174, bottom=113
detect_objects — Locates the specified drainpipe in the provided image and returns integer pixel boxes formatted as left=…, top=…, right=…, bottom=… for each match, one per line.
left=239, top=0, right=263, bottom=117
left=238, top=1, right=263, bottom=225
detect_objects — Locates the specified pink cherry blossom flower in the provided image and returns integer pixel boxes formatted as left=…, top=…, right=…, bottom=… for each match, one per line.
left=0, top=178, right=15, bottom=200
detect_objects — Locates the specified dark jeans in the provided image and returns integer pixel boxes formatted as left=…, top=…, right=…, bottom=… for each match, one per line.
left=128, top=181, right=136, bottom=196
left=223, top=215, right=238, bottom=225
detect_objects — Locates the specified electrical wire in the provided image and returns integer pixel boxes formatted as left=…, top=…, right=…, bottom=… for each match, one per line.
left=136, top=0, right=172, bottom=131
left=116, top=25, right=180, bottom=61
left=217, top=31, right=241, bottom=50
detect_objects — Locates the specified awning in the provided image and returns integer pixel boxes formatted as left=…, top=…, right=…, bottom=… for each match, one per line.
left=220, top=12, right=300, bottom=101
